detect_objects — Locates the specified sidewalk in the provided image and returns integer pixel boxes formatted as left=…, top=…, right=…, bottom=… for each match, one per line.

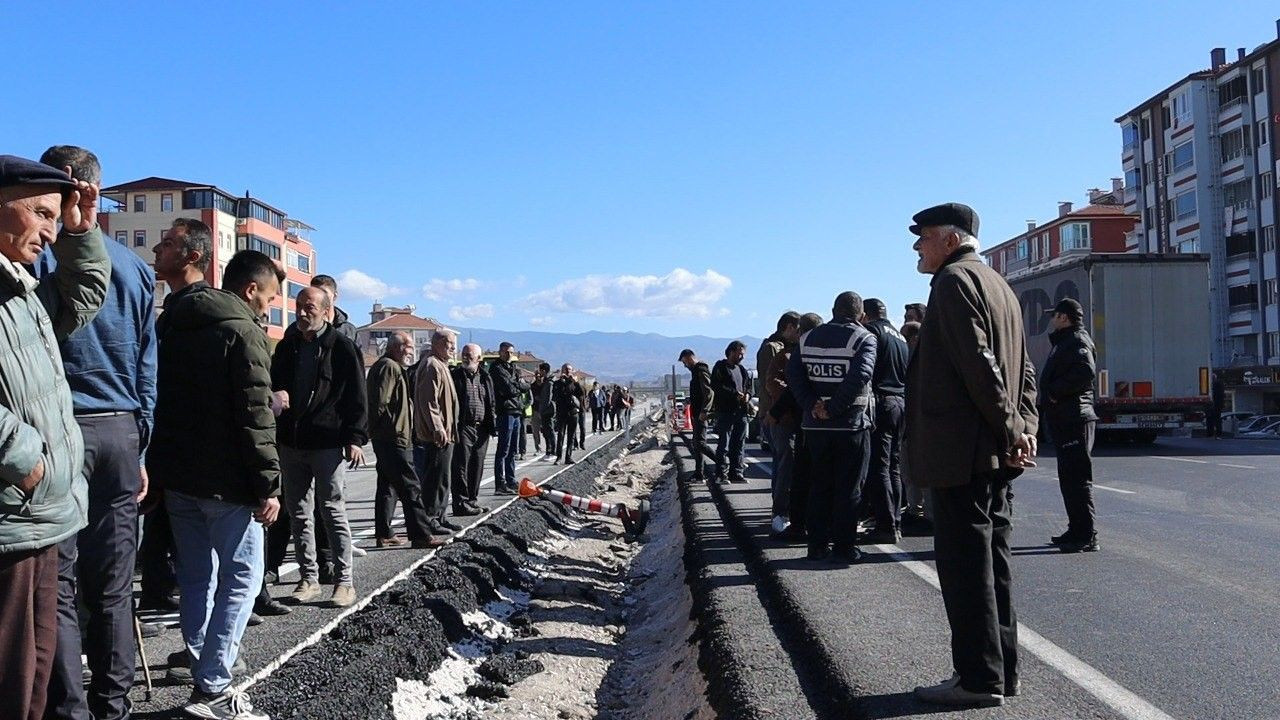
left=671, top=433, right=1127, bottom=720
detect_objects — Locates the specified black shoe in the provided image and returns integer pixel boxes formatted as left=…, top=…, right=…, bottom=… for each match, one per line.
left=831, top=546, right=865, bottom=564
left=246, top=612, right=264, bottom=626
left=1005, top=678, right=1021, bottom=697
left=495, top=484, right=516, bottom=496
left=728, top=475, right=746, bottom=484
left=453, top=505, right=484, bottom=517
left=138, top=594, right=180, bottom=613
left=565, top=458, right=576, bottom=465
left=1059, top=537, right=1099, bottom=553
left=1050, top=532, right=1072, bottom=546
left=254, top=598, right=291, bottom=617
left=428, top=521, right=455, bottom=536
left=806, top=546, right=830, bottom=561
left=861, top=528, right=901, bottom=545
left=780, top=525, right=807, bottom=542
left=439, top=518, right=464, bottom=532
left=466, top=502, right=490, bottom=514
left=264, top=570, right=280, bottom=585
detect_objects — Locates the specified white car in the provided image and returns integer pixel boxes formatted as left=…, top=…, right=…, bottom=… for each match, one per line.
left=1239, top=420, right=1280, bottom=439
left=1235, top=414, right=1280, bottom=434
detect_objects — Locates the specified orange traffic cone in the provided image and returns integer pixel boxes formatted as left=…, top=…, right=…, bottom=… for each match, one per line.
left=517, top=478, right=650, bottom=536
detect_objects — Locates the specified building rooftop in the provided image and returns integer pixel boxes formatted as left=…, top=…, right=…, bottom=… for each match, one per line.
left=984, top=202, right=1137, bottom=255
left=361, top=313, right=446, bottom=331
left=101, top=176, right=209, bottom=193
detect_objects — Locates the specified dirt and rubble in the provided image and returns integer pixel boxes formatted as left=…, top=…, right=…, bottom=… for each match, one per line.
left=251, top=420, right=712, bottom=720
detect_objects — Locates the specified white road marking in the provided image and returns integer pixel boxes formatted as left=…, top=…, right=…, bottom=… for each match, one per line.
left=874, top=544, right=1177, bottom=720
left=1093, top=484, right=1136, bottom=495
left=1218, top=463, right=1256, bottom=470
left=238, top=426, right=629, bottom=693
left=1152, top=456, right=1208, bottom=464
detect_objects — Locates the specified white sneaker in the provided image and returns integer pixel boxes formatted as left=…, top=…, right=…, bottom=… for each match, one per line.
left=184, top=689, right=269, bottom=719
left=771, top=515, right=789, bottom=534
left=541, top=453, right=556, bottom=461
left=351, top=546, right=367, bottom=558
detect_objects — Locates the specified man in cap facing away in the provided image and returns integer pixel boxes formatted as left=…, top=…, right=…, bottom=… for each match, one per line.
left=1040, top=298, right=1099, bottom=553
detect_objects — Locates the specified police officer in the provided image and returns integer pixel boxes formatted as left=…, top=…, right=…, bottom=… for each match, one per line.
left=860, top=298, right=909, bottom=543
left=1040, top=298, right=1099, bottom=553
left=786, top=291, right=877, bottom=563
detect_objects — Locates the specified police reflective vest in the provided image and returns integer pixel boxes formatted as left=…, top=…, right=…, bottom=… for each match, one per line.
left=785, top=320, right=878, bottom=432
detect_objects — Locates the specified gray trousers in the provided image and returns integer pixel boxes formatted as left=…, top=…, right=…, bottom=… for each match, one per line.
left=280, top=446, right=353, bottom=586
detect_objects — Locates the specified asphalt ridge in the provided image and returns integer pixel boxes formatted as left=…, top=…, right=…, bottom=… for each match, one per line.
left=249, top=419, right=652, bottom=720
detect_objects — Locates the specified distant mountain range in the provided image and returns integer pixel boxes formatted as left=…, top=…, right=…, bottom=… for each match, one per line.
left=455, top=328, right=763, bottom=382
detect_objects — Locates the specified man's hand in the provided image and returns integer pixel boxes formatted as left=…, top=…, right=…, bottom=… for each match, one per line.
left=254, top=497, right=280, bottom=526
left=345, top=444, right=365, bottom=469
left=60, top=169, right=99, bottom=234
left=433, top=428, right=448, bottom=447
left=17, top=459, right=45, bottom=496
left=812, top=399, right=830, bottom=420
left=136, top=466, right=149, bottom=503
left=271, top=390, right=291, bottom=418
left=1005, top=433, right=1038, bottom=469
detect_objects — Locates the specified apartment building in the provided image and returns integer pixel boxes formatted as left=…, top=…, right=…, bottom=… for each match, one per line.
left=1116, top=22, right=1280, bottom=411
left=983, top=183, right=1137, bottom=278
left=97, top=177, right=317, bottom=339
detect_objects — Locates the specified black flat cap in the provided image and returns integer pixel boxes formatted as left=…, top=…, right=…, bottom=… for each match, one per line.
left=1046, top=298, right=1084, bottom=320
left=909, top=202, right=979, bottom=237
left=0, top=155, right=76, bottom=191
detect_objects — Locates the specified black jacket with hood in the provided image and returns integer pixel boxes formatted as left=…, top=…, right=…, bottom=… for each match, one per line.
left=271, top=324, right=369, bottom=450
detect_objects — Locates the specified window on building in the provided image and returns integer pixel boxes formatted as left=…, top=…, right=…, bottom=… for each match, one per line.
left=1224, top=178, right=1253, bottom=210
left=1228, top=283, right=1259, bottom=309
left=1220, top=126, right=1252, bottom=163
left=1265, top=226, right=1277, bottom=253
left=1253, top=67, right=1267, bottom=95
left=1040, top=234, right=1050, bottom=258
left=1262, top=173, right=1274, bottom=200
left=287, top=311, right=297, bottom=327
left=269, top=307, right=284, bottom=326
left=1161, top=105, right=1171, bottom=130
left=236, top=234, right=281, bottom=260
left=1172, top=91, right=1192, bottom=124
left=1060, top=223, right=1091, bottom=251
left=1169, top=140, right=1194, bottom=172
left=1125, top=167, right=1141, bottom=189
left=1174, top=191, right=1197, bottom=220
left=114, top=230, right=127, bottom=245
left=133, top=230, right=146, bottom=247
left=1266, top=279, right=1278, bottom=307
left=286, top=248, right=311, bottom=273
left=1016, top=239, right=1028, bottom=260
left=287, top=281, right=304, bottom=299
left=1270, top=331, right=1280, bottom=358
left=133, top=194, right=145, bottom=212
left=1122, top=124, right=1139, bottom=150
left=1177, top=237, right=1200, bottom=254
left=1226, top=231, right=1257, bottom=257
left=1218, top=75, right=1248, bottom=108
left=161, top=193, right=173, bottom=212
left=1144, top=207, right=1155, bottom=229
left=1140, top=117, right=1151, bottom=140
left=1258, top=120, right=1270, bottom=148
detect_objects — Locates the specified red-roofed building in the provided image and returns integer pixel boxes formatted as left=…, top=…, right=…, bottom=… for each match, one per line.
left=98, top=176, right=317, bottom=339
left=982, top=186, right=1138, bottom=280
left=356, top=303, right=451, bottom=362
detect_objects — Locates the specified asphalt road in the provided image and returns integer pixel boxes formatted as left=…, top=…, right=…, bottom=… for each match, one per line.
left=129, top=412, right=649, bottom=718
left=698, top=432, right=1280, bottom=720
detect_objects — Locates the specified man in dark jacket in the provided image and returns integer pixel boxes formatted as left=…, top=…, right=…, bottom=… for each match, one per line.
left=530, top=363, right=557, bottom=460
left=489, top=342, right=529, bottom=494
left=147, top=250, right=281, bottom=718
left=764, top=312, right=822, bottom=537
left=786, top=293, right=877, bottom=563
left=711, top=341, right=753, bottom=483
left=860, top=298, right=910, bottom=544
left=905, top=204, right=1038, bottom=708
left=1040, top=298, right=1099, bottom=553
left=451, top=343, right=496, bottom=515
left=367, top=331, right=438, bottom=549
left=271, top=287, right=368, bottom=610
left=553, top=364, right=585, bottom=464
left=37, top=146, right=157, bottom=720
left=679, top=349, right=714, bottom=481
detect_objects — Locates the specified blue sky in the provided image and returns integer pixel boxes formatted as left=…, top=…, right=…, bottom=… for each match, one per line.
left=7, top=2, right=1278, bottom=336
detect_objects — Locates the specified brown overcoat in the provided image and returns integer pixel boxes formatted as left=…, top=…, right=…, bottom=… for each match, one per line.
left=905, top=248, right=1038, bottom=488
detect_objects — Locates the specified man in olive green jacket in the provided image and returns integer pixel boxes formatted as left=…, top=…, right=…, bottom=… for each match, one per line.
left=0, top=156, right=108, bottom=720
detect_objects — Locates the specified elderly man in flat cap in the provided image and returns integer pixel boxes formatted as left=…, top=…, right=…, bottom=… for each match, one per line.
left=904, top=203, right=1038, bottom=708
left=0, top=155, right=108, bottom=720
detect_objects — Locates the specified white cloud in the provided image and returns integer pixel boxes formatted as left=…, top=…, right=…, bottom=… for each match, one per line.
left=337, top=269, right=403, bottom=300
left=524, top=268, right=732, bottom=319
left=423, top=277, right=482, bottom=301
left=448, top=303, right=495, bottom=322
left=528, top=316, right=554, bottom=327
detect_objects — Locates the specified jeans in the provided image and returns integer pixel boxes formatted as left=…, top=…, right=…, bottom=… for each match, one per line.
left=714, top=411, right=749, bottom=479
left=166, top=491, right=263, bottom=695
left=767, top=423, right=795, bottom=517
left=47, top=414, right=140, bottom=720
left=494, top=415, right=522, bottom=488
left=280, top=446, right=353, bottom=586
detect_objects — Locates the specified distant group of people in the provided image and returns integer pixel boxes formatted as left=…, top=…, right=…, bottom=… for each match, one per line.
left=683, top=202, right=1101, bottom=709
left=0, top=147, right=630, bottom=720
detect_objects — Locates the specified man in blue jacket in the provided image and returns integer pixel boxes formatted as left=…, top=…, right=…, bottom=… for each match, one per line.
left=36, top=146, right=156, bottom=720
left=786, top=291, right=877, bottom=563
left=0, top=156, right=108, bottom=720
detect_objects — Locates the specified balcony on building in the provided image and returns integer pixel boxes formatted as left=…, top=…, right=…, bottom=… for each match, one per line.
left=1226, top=230, right=1258, bottom=260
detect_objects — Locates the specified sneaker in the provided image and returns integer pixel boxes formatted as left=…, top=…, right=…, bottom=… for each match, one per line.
left=166, top=652, right=247, bottom=683
left=495, top=485, right=516, bottom=496
left=376, top=535, right=408, bottom=548
left=326, top=585, right=357, bottom=609
left=351, top=546, right=367, bottom=558
left=913, top=675, right=1003, bottom=707
left=452, top=505, right=484, bottom=517
left=728, top=474, right=746, bottom=484
left=183, top=688, right=268, bottom=719
left=465, top=502, right=490, bottom=514
left=1050, top=532, right=1072, bottom=546
left=438, top=518, right=463, bottom=532
left=290, top=580, right=322, bottom=604
left=541, top=453, right=556, bottom=462
left=770, top=515, right=789, bottom=535
left=254, top=598, right=291, bottom=617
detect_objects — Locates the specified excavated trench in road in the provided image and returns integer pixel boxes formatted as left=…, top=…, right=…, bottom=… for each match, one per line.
left=252, top=421, right=712, bottom=720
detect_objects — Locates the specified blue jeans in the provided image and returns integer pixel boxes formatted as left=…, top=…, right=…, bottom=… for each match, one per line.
left=166, top=490, right=264, bottom=695
left=768, top=422, right=795, bottom=517
left=714, top=411, right=749, bottom=479
left=494, top=415, right=522, bottom=487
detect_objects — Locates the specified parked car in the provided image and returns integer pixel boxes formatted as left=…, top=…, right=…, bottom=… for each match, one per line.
left=1221, top=411, right=1255, bottom=436
left=1239, top=420, right=1280, bottom=439
left=1236, top=414, right=1280, bottom=435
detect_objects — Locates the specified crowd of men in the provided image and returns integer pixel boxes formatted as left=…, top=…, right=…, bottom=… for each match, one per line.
left=0, top=148, right=633, bottom=720
left=682, top=202, right=1100, bottom=709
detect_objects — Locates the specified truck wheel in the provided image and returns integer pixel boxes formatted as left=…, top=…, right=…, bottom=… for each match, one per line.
left=1133, top=430, right=1158, bottom=445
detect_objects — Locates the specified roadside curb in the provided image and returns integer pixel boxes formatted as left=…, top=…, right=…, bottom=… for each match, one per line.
left=671, top=433, right=862, bottom=720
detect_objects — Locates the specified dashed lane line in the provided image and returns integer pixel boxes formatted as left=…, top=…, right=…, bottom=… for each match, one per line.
left=1218, top=463, right=1256, bottom=470
left=1151, top=456, right=1208, bottom=464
